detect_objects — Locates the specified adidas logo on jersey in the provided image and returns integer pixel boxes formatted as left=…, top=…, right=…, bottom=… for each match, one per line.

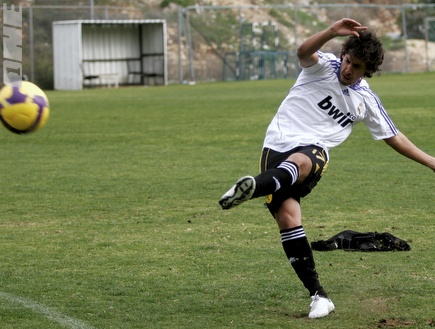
left=317, top=95, right=355, bottom=128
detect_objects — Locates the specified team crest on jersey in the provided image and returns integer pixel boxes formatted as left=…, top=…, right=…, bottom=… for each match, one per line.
left=342, top=88, right=350, bottom=96
left=357, top=102, right=363, bottom=115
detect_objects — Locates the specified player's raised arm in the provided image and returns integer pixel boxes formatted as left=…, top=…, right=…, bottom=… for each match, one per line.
left=297, top=18, right=368, bottom=68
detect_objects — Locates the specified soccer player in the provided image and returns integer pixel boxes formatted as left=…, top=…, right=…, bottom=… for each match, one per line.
left=219, top=18, right=435, bottom=319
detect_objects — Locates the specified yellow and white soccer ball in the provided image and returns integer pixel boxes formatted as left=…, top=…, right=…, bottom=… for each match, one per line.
left=0, top=81, right=50, bottom=134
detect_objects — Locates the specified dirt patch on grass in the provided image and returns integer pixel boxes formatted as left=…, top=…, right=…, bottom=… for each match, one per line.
left=361, top=296, right=392, bottom=314
left=377, top=318, right=416, bottom=327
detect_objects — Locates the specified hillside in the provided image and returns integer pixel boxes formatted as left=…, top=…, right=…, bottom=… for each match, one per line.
left=140, top=1, right=434, bottom=81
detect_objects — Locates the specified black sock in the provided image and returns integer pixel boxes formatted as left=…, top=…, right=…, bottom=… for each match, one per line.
left=280, top=226, right=327, bottom=297
left=252, top=161, right=299, bottom=198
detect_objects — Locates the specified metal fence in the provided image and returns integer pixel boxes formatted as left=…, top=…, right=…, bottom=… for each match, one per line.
left=1, top=2, right=435, bottom=89
left=179, top=3, right=435, bottom=83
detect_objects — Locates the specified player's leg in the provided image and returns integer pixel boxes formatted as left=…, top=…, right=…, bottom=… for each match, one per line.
left=253, top=152, right=311, bottom=195
left=275, top=198, right=334, bottom=319
left=219, top=150, right=312, bottom=210
left=264, top=146, right=333, bottom=318
left=219, top=145, right=333, bottom=318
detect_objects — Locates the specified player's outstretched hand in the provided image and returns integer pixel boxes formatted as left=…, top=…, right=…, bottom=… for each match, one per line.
left=330, top=18, right=368, bottom=38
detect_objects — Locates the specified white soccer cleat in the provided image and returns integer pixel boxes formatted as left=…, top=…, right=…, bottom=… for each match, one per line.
left=308, top=294, right=335, bottom=319
left=219, top=176, right=256, bottom=210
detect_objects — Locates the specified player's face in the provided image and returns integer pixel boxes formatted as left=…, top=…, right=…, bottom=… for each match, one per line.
left=339, top=54, right=367, bottom=86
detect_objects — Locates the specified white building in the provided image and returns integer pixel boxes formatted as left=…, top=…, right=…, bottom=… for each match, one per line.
left=52, top=19, right=167, bottom=90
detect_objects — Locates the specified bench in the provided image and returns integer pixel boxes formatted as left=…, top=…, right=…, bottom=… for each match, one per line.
left=81, top=62, right=119, bottom=88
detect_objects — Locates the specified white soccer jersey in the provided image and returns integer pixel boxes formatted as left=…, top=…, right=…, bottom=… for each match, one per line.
left=263, top=51, right=398, bottom=155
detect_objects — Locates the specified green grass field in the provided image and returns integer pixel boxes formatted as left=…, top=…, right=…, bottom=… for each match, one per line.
left=0, top=73, right=434, bottom=329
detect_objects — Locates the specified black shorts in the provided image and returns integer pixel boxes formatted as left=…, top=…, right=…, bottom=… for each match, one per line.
left=259, top=145, right=329, bottom=214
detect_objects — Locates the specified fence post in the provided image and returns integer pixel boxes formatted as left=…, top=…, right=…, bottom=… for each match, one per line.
left=185, top=10, right=195, bottom=82
left=90, top=0, right=94, bottom=19
left=178, top=7, right=183, bottom=83
left=401, top=6, right=409, bottom=73
left=29, top=6, right=34, bottom=82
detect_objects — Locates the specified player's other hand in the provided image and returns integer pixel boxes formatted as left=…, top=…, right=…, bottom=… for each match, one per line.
left=330, top=18, right=368, bottom=38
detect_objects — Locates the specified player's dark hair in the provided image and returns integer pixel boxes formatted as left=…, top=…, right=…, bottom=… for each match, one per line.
left=340, top=30, right=384, bottom=78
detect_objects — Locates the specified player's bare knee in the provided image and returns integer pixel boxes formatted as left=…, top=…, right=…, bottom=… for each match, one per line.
left=275, top=199, right=302, bottom=230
